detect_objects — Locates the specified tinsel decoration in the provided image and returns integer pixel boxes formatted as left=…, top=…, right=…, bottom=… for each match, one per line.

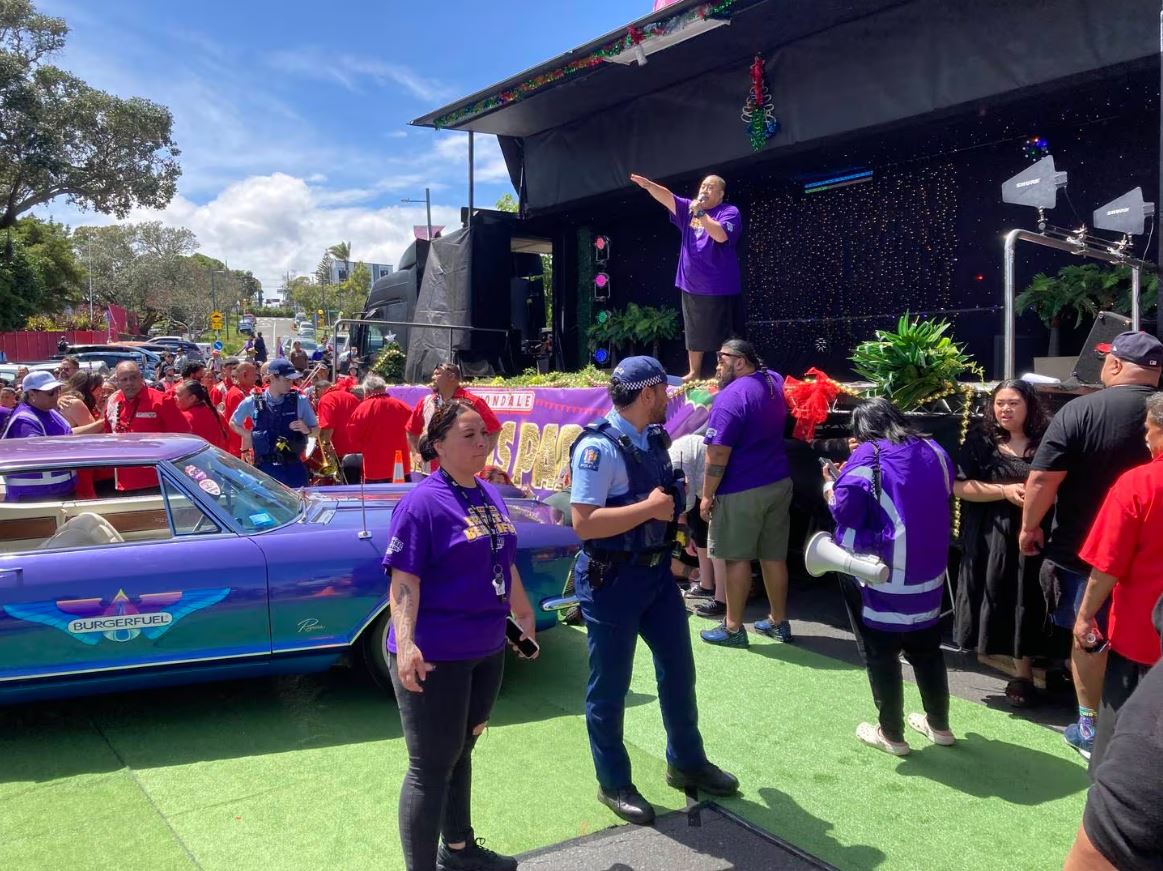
left=740, top=54, right=779, bottom=150
left=433, top=0, right=741, bottom=129
left=1022, top=136, right=1049, bottom=161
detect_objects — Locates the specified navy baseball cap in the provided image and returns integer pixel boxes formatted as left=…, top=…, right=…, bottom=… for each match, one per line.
left=268, top=359, right=302, bottom=380
left=610, top=356, right=668, bottom=390
left=1096, top=331, right=1163, bottom=369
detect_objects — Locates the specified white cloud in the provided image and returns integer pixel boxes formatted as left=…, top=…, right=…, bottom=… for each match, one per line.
left=55, top=173, right=465, bottom=293
left=266, top=50, right=454, bottom=102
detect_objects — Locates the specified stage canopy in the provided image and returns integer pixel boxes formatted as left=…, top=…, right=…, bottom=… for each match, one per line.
left=414, top=0, right=1160, bottom=213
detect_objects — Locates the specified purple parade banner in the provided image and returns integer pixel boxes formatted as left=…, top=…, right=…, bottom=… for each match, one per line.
left=388, top=383, right=717, bottom=496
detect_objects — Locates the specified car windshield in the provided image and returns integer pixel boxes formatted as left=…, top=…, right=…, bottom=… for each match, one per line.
left=168, top=446, right=302, bottom=532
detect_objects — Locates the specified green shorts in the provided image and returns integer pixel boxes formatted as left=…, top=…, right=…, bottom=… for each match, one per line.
left=708, top=478, right=793, bottom=562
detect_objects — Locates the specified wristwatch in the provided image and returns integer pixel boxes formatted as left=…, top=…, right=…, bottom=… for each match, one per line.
left=693, top=208, right=706, bottom=218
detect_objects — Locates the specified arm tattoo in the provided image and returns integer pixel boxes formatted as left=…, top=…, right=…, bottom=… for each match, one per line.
left=391, top=576, right=419, bottom=645
left=705, top=464, right=726, bottom=478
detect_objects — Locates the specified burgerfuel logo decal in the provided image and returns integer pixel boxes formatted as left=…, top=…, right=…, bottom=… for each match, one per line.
left=3, top=588, right=230, bottom=645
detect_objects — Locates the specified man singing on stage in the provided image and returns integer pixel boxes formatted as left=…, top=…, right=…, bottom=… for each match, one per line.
left=630, top=173, right=742, bottom=382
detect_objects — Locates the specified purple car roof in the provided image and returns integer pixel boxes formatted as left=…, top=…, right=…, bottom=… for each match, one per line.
left=0, top=434, right=208, bottom=472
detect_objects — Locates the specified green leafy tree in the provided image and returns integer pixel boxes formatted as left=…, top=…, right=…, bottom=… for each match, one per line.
left=0, top=238, right=46, bottom=328
left=0, top=1, right=181, bottom=228
left=12, top=215, right=82, bottom=307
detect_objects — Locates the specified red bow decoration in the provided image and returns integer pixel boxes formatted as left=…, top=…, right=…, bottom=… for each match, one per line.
left=783, top=367, right=840, bottom=441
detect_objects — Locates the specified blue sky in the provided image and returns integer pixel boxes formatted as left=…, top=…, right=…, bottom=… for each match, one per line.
left=35, top=0, right=653, bottom=293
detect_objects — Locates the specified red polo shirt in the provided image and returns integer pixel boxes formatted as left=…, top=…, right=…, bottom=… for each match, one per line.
left=221, top=385, right=247, bottom=456
left=316, top=384, right=361, bottom=457
left=1079, top=452, right=1163, bottom=666
left=349, top=394, right=413, bottom=481
left=104, top=387, right=190, bottom=491
left=405, top=387, right=501, bottom=471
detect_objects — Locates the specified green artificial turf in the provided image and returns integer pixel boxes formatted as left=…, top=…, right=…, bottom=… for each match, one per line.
left=0, top=622, right=1089, bottom=870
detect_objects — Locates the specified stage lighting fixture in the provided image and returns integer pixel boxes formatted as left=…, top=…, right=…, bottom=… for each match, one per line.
left=1093, top=187, right=1155, bottom=236
left=593, top=235, right=610, bottom=265
left=1001, top=155, right=1067, bottom=209
left=593, top=272, right=611, bottom=302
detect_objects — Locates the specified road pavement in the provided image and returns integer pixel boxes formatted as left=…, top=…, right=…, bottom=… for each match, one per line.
left=257, top=316, right=296, bottom=354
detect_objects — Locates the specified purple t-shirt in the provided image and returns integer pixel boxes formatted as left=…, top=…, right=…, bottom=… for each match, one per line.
left=2, top=404, right=72, bottom=439
left=670, top=195, right=742, bottom=297
left=382, top=473, right=517, bottom=661
left=704, top=370, right=789, bottom=495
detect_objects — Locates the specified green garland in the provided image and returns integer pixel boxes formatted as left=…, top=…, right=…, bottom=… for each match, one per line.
left=433, top=0, right=741, bottom=129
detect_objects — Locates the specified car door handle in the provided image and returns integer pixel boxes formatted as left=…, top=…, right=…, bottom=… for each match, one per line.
left=0, top=567, right=23, bottom=584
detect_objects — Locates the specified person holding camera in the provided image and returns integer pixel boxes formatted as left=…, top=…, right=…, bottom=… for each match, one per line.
left=385, top=399, right=537, bottom=871
left=569, top=356, right=738, bottom=826
left=825, top=398, right=955, bottom=756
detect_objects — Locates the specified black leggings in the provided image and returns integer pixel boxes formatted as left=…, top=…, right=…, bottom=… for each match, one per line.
left=839, top=576, right=950, bottom=742
left=389, top=649, right=505, bottom=871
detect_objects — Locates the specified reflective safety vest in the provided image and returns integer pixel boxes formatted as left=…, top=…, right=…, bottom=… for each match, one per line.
left=1, top=407, right=77, bottom=501
left=569, top=419, right=684, bottom=554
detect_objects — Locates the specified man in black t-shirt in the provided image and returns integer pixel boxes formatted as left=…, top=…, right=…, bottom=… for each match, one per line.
left=1064, top=595, right=1163, bottom=870
left=1021, top=331, right=1162, bottom=761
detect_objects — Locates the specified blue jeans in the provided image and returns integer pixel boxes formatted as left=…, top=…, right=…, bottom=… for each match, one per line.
left=1049, top=566, right=1110, bottom=631
left=575, top=552, right=706, bottom=790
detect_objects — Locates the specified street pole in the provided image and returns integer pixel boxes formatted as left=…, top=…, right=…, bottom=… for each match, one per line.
left=468, top=132, right=475, bottom=231
left=425, top=187, right=433, bottom=243
left=87, top=235, right=94, bottom=324
left=210, top=270, right=218, bottom=340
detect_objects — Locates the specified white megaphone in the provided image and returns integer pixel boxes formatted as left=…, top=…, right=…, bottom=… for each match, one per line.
left=803, top=531, right=890, bottom=585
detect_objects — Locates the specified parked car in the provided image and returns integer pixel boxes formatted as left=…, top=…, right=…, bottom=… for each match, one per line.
left=237, top=314, right=256, bottom=335
left=0, top=435, right=579, bottom=704
left=143, top=337, right=204, bottom=362
left=61, top=345, right=164, bottom=376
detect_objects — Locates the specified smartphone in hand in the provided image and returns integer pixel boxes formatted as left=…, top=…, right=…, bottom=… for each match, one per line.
left=506, top=616, right=540, bottom=660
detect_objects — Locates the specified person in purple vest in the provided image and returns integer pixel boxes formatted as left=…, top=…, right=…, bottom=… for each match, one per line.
left=824, top=398, right=955, bottom=756
left=1, top=371, right=77, bottom=502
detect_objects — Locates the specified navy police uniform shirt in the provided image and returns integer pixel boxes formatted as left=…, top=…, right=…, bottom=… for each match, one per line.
left=569, top=410, right=652, bottom=507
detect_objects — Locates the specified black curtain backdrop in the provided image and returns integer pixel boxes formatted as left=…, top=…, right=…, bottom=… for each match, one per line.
left=578, top=63, right=1159, bottom=379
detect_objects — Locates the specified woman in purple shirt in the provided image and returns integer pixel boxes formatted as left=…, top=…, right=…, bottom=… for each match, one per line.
left=384, top=399, right=536, bottom=871
left=825, top=398, right=955, bottom=757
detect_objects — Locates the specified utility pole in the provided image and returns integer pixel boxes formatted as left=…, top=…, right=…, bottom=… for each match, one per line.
left=87, top=235, right=94, bottom=324
left=402, top=188, right=434, bottom=242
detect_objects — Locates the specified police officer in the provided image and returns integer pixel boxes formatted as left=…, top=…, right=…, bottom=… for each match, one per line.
left=569, top=356, right=738, bottom=825
left=230, top=358, right=319, bottom=488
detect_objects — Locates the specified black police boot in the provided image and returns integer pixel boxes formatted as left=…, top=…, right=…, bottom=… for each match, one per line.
left=665, top=762, right=739, bottom=797
left=597, top=784, right=656, bottom=825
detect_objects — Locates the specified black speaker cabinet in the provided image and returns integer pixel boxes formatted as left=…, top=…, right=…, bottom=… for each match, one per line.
left=1070, top=311, right=1133, bottom=385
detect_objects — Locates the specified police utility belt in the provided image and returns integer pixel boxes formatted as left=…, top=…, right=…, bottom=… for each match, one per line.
left=584, top=546, right=670, bottom=568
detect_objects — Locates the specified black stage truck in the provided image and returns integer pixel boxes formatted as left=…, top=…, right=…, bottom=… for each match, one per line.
left=345, top=210, right=551, bottom=382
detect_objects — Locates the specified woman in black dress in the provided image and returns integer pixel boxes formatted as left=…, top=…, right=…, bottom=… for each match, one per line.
left=953, top=379, right=1050, bottom=705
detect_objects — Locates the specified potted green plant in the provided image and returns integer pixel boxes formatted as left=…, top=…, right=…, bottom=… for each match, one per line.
left=587, top=303, right=680, bottom=362
left=850, top=314, right=983, bottom=412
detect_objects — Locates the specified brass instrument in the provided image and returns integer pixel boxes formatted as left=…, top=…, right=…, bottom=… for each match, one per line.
left=305, top=436, right=345, bottom=484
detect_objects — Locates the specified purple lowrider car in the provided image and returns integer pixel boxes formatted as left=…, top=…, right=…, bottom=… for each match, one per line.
left=0, top=435, right=579, bottom=704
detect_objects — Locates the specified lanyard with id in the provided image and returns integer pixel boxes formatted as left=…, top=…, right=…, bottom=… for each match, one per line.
left=440, top=468, right=508, bottom=602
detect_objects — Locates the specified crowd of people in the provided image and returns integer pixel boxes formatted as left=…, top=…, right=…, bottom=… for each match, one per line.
left=0, top=348, right=496, bottom=500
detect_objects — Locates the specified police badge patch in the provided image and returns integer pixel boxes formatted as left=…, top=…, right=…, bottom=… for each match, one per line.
left=579, top=447, right=601, bottom=471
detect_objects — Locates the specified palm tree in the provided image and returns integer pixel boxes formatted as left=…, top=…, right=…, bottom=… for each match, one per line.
left=327, top=241, right=351, bottom=283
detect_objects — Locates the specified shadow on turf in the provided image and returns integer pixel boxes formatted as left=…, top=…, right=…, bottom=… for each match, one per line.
left=721, top=786, right=888, bottom=869
left=0, top=625, right=647, bottom=783
left=894, top=731, right=1089, bottom=803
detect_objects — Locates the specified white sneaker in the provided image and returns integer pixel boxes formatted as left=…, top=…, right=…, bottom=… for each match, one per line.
left=907, top=712, right=956, bottom=746
left=856, top=722, right=910, bottom=756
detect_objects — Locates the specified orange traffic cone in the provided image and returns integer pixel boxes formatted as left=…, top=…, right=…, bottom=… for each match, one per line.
left=392, top=450, right=406, bottom=483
